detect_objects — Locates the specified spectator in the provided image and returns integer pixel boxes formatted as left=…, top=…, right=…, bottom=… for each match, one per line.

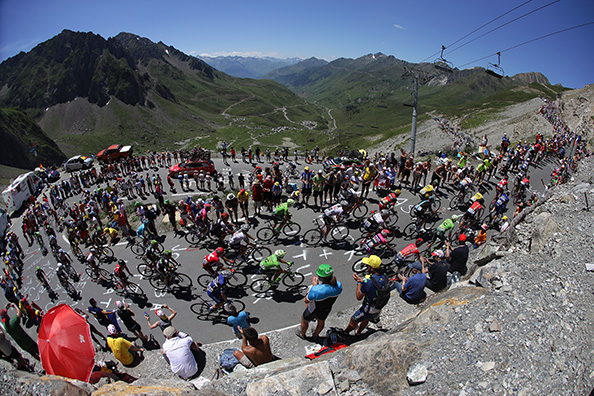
left=393, top=261, right=427, bottom=304
left=145, top=304, right=177, bottom=332
left=87, top=298, right=122, bottom=333
left=297, top=264, right=342, bottom=339
left=422, top=251, right=449, bottom=293
left=445, top=235, right=470, bottom=276
left=474, top=224, right=488, bottom=248
left=233, top=327, right=273, bottom=369
left=74, top=308, right=108, bottom=351
left=0, top=304, right=40, bottom=360
left=106, top=324, right=144, bottom=368
left=162, top=326, right=202, bottom=380
left=343, top=255, right=388, bottom=336
left=0, top=327, right=35, bottom=371
left=227, top=305, right=250, bottom=339
left=115, top=301, right=148, bottom=342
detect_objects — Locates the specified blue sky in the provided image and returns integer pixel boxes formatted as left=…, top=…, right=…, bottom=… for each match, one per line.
left=0, top=0, right=592, bottom=88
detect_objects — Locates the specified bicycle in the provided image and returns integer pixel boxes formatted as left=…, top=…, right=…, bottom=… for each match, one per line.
left=190, top=295, right=246, bottom=322
left=343, top=200, right=369, bottom=219
left=197, top=269, right=248, bottom=289
left=223, top=243, right=272, bottom=267
left=448, top=189, right=469, bottom=210
left=256, top=219, right=301, bottom=242
left=111, top=275, right=145, bottom=297
left=149, top=268, right=193, bottom=291
left=301, top=218, right=350, bottom=246
left=57, top=270, right=79, bottom=298
left=85, top=264, right=112, bottom=284
left=126, top=236, right=163, bottom=258
left=249, top=262, right=305, bottom=293
left=184, top=224, right=213, bottom=246
left=70, top=241, right=83, bottom=258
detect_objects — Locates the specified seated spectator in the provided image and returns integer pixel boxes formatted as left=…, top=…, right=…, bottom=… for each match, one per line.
left=233, top=327, right=273, bottom=368
left=422, top=251, right=449, bottom=293
left=106, top=324, right=144, bottom=368
left=393, top=261, right=427, bottom=304
left=474, top=224, right=488, bottom=248
left=161, top=326, right=202, bottom=380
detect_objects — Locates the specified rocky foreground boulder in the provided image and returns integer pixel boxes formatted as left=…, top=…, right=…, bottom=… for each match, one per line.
left=2, top=155, right=593, bottom=395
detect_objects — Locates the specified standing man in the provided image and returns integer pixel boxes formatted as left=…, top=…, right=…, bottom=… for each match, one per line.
left=88, top=298, right=121, bottom=333
left=342, top=255, right=388, bottom=336
left=115, top=301, right=148, bottom=342
left=0, top=304, right=40, bottom=360
left=361, top=161, right=377, bottom=198
left=297, top=264, right=342, bottom=339
left=301, top=167, right=313, bottom=207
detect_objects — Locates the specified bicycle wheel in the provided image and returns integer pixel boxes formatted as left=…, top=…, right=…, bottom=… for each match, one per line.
left=197, top=274, right=214, bottom=289
left=125, top=282, right=145, bottom=296
left=100, top=246, right=114, bottom=259
left=283, top=222, right=301, bottom=237
left=352, top=204, right=369, bottom=219
left=432, top=198, right=442, bottom=211
left=282, top=272, right=305, bottom=287
left=250, top=247, right=271, bottom=263
left=257, top=227, right=276, bottom=242
left=224, top=300, right=246, bottom=313
left=97, top=268, right=111, bottom=282
left=228, top=272, right=248, bottom=288
left=329, top=225, right=349, bottom=241
left=85, top=267, right=97, bottom=281
left=352, top=236, right=367, bottom=253
left=351, top=259, right=367, bottom=274
left=250, top=279, right=271, bottom=293
left=174, top=273, right=192, bottom=288
left=190, top=301, right=216, bottom=320
left=149, top=276, right=167, bottom=291
left=302, top=229, right=322, bottom=246
left=402, top=222, right=419, bottom=239
left=448, top=196, right=461, bottom=210
left=137, top=263, right=154, bottom=277
left=66, top=265, right=80, bottom=282
left=185, top=231, right=201, bottom=246
left=385, top=212, right=398, bottom=228
left=131, top=243, right=145, bottom=257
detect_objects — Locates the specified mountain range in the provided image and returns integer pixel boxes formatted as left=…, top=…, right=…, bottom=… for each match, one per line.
left=0, top=30, right=568, bottom=168
left=197, top=55, right=304, bottom=79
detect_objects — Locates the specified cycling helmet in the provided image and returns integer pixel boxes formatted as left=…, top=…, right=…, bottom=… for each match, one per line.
left=221, top=213, right=230, bottom=219
left=274, top=249, right=286, bottom=258
left=115, top=301, right=124, bottom=309
left=393, top=189, right=402, bottom=196
left=90, top=247, right=97, bottom=253
left=135, top=202, right=141, bottom=207
left=381, top=229, right=390, bottom=236
left=221, top=270, right=233, bottom=279
left=286, top=199, right=295, bottom=207
left=481, top=223, right=488, bottom=230
left=451, top=214, right=459, bottom=221
left=416, top=238, right=424, bottom=246
left=164, top=250, right=172, bottom=257
left=227, top=193, right=235, bottom=200
left=118, top=259, right=126, bottom=265
left=339, top=200, right=349, bottom=207
left=204, top=203, right=211, bottom=209
left=240, top=224, right=250, bottom=232
left=215, top=247, right=224, bottom=254
left=56, top=263, right=62, bottom=268
left=164, top=199, right=169, bottom=205
left=150, top=240, right=158, bottom=246
left=36, top=266, right=40, bottom=271
left=58, top=248, right=65, bottom=254
left=316, top=264, right=334, bottom=278
left=380, top=209, right=390, bottom=218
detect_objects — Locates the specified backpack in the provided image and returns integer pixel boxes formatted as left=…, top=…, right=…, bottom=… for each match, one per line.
left=370, top=276, right=391, bottom=309
left=219, top=348, right=239, bottom=372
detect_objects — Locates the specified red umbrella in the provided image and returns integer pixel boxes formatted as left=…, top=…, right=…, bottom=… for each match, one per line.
left=38, top=304, right=96, bottom=382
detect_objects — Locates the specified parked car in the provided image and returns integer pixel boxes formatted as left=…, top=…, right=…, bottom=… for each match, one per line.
left=168, top=160, right=216, bottom=178
left=35, top=167, right=60, bottom=183
left=63, top=155, right=94, bottom=171
left=97, top=144, right=133, bottom=162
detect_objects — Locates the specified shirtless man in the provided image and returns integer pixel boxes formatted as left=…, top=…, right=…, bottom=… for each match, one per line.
left=233, top=327, right=273, bottom=368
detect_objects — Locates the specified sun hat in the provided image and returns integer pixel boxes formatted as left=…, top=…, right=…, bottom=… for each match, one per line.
left=163, top=326, right=178, bottom=339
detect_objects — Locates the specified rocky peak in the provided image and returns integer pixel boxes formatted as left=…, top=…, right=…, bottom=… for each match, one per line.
left=512, top=72, right=550, bottom=85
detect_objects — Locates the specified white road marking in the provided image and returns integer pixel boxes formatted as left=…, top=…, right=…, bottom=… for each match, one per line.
left=319, top=249, right=333, bottom=259
left=293, top=251, right=307, bottom=260
left=344, top=250, right=356, bottom=261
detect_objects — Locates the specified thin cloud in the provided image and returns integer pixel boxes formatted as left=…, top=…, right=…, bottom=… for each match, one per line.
left=393, top=24, right=407, bottom=30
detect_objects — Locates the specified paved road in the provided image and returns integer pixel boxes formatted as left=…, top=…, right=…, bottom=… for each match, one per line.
left=7, top=154, right=556, bottom=345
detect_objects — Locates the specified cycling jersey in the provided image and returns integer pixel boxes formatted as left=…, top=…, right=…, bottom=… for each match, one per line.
left=398, top=243, right=420, bottom=259
left=203, top=251, right=220, bottom=265
left=497, top=179, right=508, bottom=190
left=363, top=212, right=385, bottom=231
left=469, top=192, right=483, bottom=203
left=274, top=203, right=290, bottom=216
left=260, top=254, right=281, bottom=271
left=414, top=200, right=431, bottom=215
left=229, top=231, right=247, bottom=246
left=467, top=201, right=483, bottom=216
left=207, top=274, right=226, bottom=293
left=364, top=233, right=387, bottom=251
left=379, top=192, right=399, bottom=209
left=323, top=204, right=343, bottom=219
left=437, top=218, right=455, bottom=233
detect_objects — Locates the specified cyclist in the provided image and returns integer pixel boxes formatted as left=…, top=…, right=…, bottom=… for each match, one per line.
left=431, top=214, right=459, bottom=247
left=56, top=263, right=70, bottom=285
left=211, top=212, right=234, bottom=243
left=495, top=177, right=508, bottom=196
left=321, top=202, right=345, bottom=244
left=411, top=199, right=433, bottom=229
left=143, top=240, right=161, bottom=267
left=56, top=248, right=72, bottom=266
left=203, top=247, right=234, bottom=276
left=363, top=229, right=393, bottom=254
left=206, top=270, right=233, bottom=310
left=491, top=190, right=510, bottom=216
left=459, top=199, right=484, bottom=229
left=272, top=199, right=295, bottom=234
left=156, top=250, right=178, bottom=291
left=259, top=250, right=292, bottom=285
left=103, top=227, right=119, bottom=244
left=362, top=209, right=390, bottom=235
left=418, top=184, right=435, bottom=201
left=35, top=266, right=49, bottom=288
left=114, top=259, right=133, bottom=287
left=136, top=220, right=150, bottom=245
left=393, top=238, right=423, bottom=267
left=228, top=224, right=256, bottom=258
left=48, top=234, right=59, bottom=253
left=378, top=189, right=401, bottom=210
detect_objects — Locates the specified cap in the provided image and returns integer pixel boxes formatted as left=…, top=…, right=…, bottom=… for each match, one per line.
left=502, top=216, right=508, bottom=221
left=163, top=326, right=178, bottom=338
left=155, top=309, right=165, bottom=317
left=459, top=234, right=467, bottom=243
left=408, top=261, right=423, bottom=270
left=107, top=324, right=117, bottom=335
left=316, top=264, right=334, bottom=278
left=304, top=167, right=309, bottom=171
left=361, top=255, right=382, bottom=268
left=318, top=169, right=323, bottom=173
left=432, top=249, right=445, bottom=258
left=115, top=301, right=124, bottom=309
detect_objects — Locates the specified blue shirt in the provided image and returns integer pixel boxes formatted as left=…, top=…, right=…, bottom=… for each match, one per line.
left=403, top=273, right=426, bottom=301
left=360, top=274, right=388, bottom=306
left=307, top=281, right=343, bottom=313
left=227, top=311, right=250, bottom=334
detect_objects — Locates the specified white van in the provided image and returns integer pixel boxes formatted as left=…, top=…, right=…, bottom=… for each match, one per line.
left=2, top=172, right=44, bottom=214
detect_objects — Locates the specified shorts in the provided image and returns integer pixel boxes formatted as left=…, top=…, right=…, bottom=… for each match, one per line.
left=207, top=289, right=223, bottom=304
left=302, top=187, right=312, bottom=195
left=351, top=306, right=380, bottom=323
left=303, top=307, right=331, bottom=322
left=239, top=354, right=256, bottom=368
left=124, top=321, right=141, bottom=333
left=313, top=190, right=322, bottom=198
